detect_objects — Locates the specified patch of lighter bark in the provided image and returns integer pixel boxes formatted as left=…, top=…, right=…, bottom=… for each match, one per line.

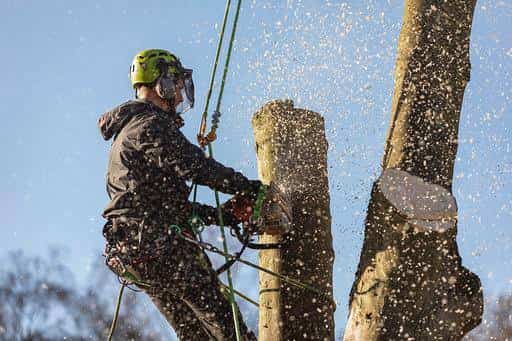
left=378, top=168, right=457, bottom=233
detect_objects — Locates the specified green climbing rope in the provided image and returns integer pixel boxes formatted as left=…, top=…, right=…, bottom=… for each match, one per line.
left=220, top=282, right=259, bottom=308
left=196, top=0, right=232, bottom=147
left=192, top=0, right=245, bottom=339
left=107, top=283, right=125, bottom=341
left=204, top=0, right=242, bottom=341
left=212, top=0, right=243, bottom=116
left=206, top=1, right=244, bottom=339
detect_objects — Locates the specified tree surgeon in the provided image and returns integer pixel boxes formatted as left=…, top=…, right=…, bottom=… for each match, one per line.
left=98, top=49, right=261, bottom=340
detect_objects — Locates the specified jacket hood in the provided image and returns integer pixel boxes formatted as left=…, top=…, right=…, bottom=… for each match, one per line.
left=98, top=100, right=151, bottom=140
left=98, top=100, right=185, bottom=141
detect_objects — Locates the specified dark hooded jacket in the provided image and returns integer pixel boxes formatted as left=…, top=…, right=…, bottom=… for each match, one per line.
left=98, top=100, right=259, bottom=225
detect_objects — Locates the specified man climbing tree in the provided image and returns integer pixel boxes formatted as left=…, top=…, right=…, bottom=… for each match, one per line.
left=98, top=49, right=261, bottom=340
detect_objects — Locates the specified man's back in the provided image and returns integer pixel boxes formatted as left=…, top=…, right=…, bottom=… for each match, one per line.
left=99, top=100, right=191, bottom=222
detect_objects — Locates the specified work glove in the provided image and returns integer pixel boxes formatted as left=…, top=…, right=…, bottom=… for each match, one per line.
left=220, top=209, right=242, bottom=227
left=222, top=180, right=262, bottom=223
left=222, top=181, right=292, bottom=235
left=223, top=182, right=285, bottom=235
left=222, top=194, right=255, bottom=225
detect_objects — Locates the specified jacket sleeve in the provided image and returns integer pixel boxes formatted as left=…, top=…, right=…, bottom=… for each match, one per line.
left=191, top=202, right=239, bottom=227
left=190, top=202, right=218, bottom=226
left=140, top=116, right=260, bottom=195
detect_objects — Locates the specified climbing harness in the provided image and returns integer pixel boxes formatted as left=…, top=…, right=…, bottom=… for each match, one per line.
left=106, top=217, right=334, bottom=340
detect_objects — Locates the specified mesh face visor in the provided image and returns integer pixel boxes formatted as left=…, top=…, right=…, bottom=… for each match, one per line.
left=182, top=68, right=195, bottom=110
left=177, top=68, right=194, bottom=113
left=153, top=59, right=195, bottom=113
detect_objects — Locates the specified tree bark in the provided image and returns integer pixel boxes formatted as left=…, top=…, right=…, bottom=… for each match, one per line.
left=253, top=100, right=335, bottom=341
left=344, top=0, right=483, bottom=340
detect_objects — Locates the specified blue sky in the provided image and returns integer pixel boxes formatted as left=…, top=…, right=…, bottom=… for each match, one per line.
left=0, top=0, right=511, bottom=337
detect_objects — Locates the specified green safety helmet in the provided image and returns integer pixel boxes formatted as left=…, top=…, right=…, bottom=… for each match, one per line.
left=129, top=49, right=195, bottom=112
left=129, top=49, right=183, bottom=87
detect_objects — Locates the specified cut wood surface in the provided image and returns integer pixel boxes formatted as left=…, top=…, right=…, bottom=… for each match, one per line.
left=253, top=99, right=335, bottom=341
left=344, top=0, right=483, bottom=340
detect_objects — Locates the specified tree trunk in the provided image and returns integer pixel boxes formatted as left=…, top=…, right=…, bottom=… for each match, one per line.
left=343, top=0, right=483, bottom=340
left=253, top=100, right=335, bottom=341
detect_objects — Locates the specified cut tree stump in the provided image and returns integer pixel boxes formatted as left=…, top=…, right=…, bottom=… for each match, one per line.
left=253, top=99, right=335, bottom=341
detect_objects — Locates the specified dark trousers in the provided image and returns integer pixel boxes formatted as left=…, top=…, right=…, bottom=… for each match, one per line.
left=104, top=218, right=255, bottom=340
